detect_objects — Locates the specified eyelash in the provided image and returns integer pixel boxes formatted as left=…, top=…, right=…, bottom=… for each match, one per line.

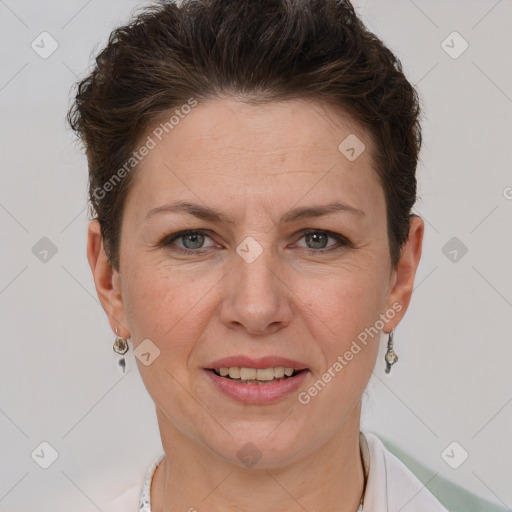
left=161, top=229, right=352, bottom=256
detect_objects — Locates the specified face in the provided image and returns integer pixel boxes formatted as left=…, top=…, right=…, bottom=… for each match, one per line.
left=88, top=97, right=423, bottom=469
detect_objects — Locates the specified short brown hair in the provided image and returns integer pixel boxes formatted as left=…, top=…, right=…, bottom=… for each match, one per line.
left=67, top=0, right=422, bottom=272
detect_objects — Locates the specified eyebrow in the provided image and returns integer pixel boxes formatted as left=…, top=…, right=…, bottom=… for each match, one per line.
left=144, top=200, right=365, bottom=224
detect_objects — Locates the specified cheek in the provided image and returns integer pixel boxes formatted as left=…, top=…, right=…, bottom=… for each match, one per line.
left=295, top=271, right=386, bottom=417
left=122, top=261, right=221, bottom=370
left=122, top=267, right=202, bottom=406
left=124, top=259, right=199, bottom=323
left=121, top=263, right=188, bottom=347
left=296, top=264, right=389, bottom=340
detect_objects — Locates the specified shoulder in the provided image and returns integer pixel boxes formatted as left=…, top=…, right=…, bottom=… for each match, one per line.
left=363, top=431, right=509, bottom=512
left=101, top=483, right=141, bottom=512
left=362, top=430, right=449, bottom=512
left=101, top=452, right=164, bottom=512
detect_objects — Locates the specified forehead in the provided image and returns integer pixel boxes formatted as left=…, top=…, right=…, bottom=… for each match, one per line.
left=125, top=97, right=383, bottom=223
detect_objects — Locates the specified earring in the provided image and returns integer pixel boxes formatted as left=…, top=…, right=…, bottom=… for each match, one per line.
left=384, top=330, right=398, bottom=374
left=113, top=325, right=129, bottom=373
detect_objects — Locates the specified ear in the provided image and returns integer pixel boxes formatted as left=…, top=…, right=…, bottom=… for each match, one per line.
left=87, top=220, right=130, bottom=338
left=383, top=215, right=424, bottom=332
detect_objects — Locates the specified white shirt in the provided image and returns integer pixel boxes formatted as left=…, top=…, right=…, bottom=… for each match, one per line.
left=104, top=430, right=448, bottom=512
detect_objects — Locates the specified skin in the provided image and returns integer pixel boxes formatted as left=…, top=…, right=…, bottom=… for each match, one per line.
left=87, top=97, right=424, bottom=511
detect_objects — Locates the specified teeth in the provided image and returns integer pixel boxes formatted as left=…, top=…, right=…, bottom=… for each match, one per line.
left=274, top=367, right=285, bottom=378
left=228, top=367, right=241, bottom=379
left=217, top=367, right=298, bottom=381
left=256, top=368, right=275, bottom=381
left=239, top=367, right=255, bottom=380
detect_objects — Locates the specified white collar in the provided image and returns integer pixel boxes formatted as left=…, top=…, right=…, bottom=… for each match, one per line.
left=360, top=430, right=448, bottom=512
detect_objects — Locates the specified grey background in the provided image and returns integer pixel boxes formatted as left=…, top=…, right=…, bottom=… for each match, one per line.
left=1, top=0, right=511, bottom=510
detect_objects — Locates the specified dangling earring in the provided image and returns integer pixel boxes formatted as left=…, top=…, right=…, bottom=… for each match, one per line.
left=384, top=330, right=398, bottom=374
left=113, top=325, right=129, bottom=373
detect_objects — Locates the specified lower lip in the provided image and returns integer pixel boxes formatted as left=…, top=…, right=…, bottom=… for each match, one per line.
left=204, top=369, right=309, bottom=404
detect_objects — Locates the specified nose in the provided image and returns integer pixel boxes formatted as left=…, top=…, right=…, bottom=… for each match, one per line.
left=219, top=242, right=293, bottom=336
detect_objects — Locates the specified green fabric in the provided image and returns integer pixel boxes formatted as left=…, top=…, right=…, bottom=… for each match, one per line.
left=375, top=433, right=510, bottom=512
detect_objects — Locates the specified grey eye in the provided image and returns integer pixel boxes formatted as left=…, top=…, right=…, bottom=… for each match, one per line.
left=180, top=232, right=206, bottom=249
left=304, top=232, right=329, bottom=249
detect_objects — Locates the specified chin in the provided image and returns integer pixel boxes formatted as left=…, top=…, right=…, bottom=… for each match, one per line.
left=207, top=424, right=308, bottom=470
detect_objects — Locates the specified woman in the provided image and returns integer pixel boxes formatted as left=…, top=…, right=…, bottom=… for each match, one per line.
left=68, top=0, right=448, bottom=510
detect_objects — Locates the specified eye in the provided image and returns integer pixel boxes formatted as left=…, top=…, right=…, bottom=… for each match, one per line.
left=162, top=229, right=217, bottom=254
left=295, top=229, right=351, bottom=254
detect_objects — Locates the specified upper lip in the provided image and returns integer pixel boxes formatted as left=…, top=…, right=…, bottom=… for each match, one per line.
left=206, top=356, right=308, bottom=371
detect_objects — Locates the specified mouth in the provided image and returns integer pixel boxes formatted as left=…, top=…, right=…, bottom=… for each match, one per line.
left=207, top=367, right=307, bottom=385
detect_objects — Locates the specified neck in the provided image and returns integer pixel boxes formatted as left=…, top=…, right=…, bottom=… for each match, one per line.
left=151, top=400, right=365, bottom=512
